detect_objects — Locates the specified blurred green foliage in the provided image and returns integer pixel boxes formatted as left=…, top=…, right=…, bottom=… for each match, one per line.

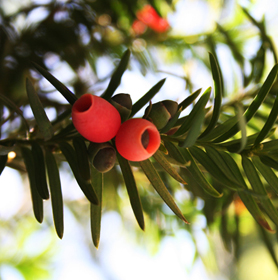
left=1, top=0, right=278, bottom=279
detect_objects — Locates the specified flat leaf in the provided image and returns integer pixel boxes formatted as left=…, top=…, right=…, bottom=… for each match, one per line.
left=242, top=156, right=278, bottom=227
left=223, top=153, right=274, bottom=231
left=73, top=137, right=91, bottom=182
left=261, top=139, right=278, bottom=152
left=139, top=159, right=189, bottom=224
left=174, top=88, right=211, bottom=137
left=199, top=116, right=238, bottom=142
left=31, top=143, right=49, bottom=199
left=26, top=78, right=54, bottom=141
left=179, top=147, right=222, bottom=197
left=163, top=141, right=186, bottom=165
left=21, top=147, right=43, bottom=223
left=255, top=92, right=278, bottom=145
left=32, top=62, right=78, bottom=105
left=238, top=191, right=274, bottom=232
left=205, top=146, right=243, bottom=186
left=189, top=146, right=238, bottom=190
left=90, top=166, right=103, bottom=248
left=153, top=150, right=187, bottom=184
left=214, top=63, right=278, bottom=142
left=45, top=149, right=63, bottom=239
left=117, top=153, right=145, bottom=230
left=216, top=150, right=264, bottom=197
left=101, top=49, right=131, bottom=100
left=199, top=52, right=223, bottom=138
left=130, top=78, right=166, bottom=117
left=179, top=107, right=205, bottom=148
left=59, top=142, right=99, bottom=205
left=178, top=88, right=202, bottom=110
left=219, top=131, right=259, bottom=152
left=260, top=155, right=278, bottom=170
left=235, top=104, right=247, bottom=153
left=159, top=107, right=182, bottom=134
left=252, top=156, right=278, bottom=194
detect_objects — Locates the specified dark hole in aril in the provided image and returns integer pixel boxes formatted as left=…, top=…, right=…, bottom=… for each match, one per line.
left=76, top=96, right=92, bottom=112
left=141, top=130, right=149, bottom=149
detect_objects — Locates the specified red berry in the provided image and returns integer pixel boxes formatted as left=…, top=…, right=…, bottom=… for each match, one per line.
left=136, top=5, right=170, bottom=33
left=115, top=118, right=161, bottom=161
left=72, top=94, right=121, bottom=143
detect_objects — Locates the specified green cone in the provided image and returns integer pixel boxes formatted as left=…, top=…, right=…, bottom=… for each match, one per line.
left=145, top=100, right=178, bottom=130
left=110, top=93, right=132, bottom=122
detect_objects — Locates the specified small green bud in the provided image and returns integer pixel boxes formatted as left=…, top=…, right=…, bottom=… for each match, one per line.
left=145, top=100, right=178, bottom=130
left=110, top=93, right=132, bottom=122
left=88, top=142, right=116, bottom=173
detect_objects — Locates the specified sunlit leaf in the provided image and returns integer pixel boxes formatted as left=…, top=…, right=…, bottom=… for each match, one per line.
left=31, top=142, right=49, bottom=199
left=178, top=88, right=202, bottom=110
left=214, top=64, right=278, bottom=142
left=199, top=52, right=222, bottom=138
left=199, top=116, right=238, bottom=142
left=101, top=49, right=131, bottom=100
left=90, top=166, right=103, bottom=248
left=21, top=147, right=43, bottom=223
left=45, top=149, right=63, bottom=239
left=117, top=153, right=145, bottom=230
left=234, top=104, right=247, bottom=153
left=59, top=142, right=99, bottom=205
left=130, top=78, right=166, bottom=117
left=32, top=62, right=78, bottom=105
left=139, top=159, right=189, bottom=224
left=179, top=107, right=205, bottom=148
left=254, top=92, right=278, bottom=145
left=219, top=131, right=259, bottom=152
left=26, top=78, right=54, bottom=140
left=261, top=139, right=278, bottom=152
left=174, top=88, right=211, bottom=137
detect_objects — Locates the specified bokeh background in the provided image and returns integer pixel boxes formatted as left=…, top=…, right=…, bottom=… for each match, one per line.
left=0, top=0, right=278, bottom=279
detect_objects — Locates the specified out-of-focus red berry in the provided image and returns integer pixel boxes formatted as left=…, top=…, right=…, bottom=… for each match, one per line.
left=115, top=118, right=161, bottom=161
left=135, top=5, right=170, bottom=33
left=72, top=94, right=121, bottom=143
